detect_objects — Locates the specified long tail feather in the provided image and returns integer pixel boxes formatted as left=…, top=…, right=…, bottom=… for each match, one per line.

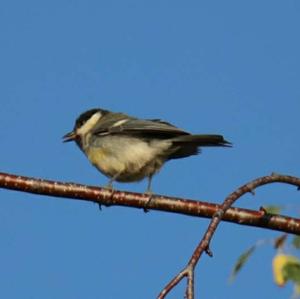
left=168, top=134, right=231, bottom=160
left=172, top=134, right=232, bottom=147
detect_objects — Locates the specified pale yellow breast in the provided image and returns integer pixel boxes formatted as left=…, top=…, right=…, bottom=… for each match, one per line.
left=85, top=146, right=125, bottom=177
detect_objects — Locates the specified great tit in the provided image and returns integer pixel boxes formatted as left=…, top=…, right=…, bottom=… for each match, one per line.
left=63, top=108, right=231, bottom=192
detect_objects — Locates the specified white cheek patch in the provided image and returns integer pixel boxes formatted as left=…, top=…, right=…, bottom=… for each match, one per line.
left=77, top=112, right=102, bottom=135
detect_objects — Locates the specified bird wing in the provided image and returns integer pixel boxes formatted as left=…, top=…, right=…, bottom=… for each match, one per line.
left=92, top=115, right=189, bottom=138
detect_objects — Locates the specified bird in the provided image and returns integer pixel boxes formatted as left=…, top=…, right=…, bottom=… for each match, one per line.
left=63, top=108, right=231, bottom=192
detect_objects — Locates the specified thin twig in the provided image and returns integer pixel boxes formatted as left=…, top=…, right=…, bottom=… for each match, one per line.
left=0, top=172, right=299, bottom=235
left=157, top=173, right=300, bottom=299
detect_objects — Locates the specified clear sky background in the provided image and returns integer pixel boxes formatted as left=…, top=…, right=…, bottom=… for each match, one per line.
left=0, top=1, right=299, bottom=298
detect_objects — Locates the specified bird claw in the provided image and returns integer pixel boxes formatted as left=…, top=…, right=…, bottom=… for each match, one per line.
left=143, top=190, right=154, bottom=213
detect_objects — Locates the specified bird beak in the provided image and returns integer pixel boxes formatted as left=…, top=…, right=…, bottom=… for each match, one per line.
left=63, top=131, right=77, bottom=142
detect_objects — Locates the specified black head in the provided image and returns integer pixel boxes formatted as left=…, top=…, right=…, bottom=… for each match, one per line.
left=63, top=108, right=109, bottom=143
left=74, top=108, right=109, bottom=130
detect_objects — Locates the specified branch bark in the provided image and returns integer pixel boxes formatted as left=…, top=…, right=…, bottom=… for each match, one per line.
left=0, top=172, right=299, bottom=236
left=1, top=172, right=300, bottom=298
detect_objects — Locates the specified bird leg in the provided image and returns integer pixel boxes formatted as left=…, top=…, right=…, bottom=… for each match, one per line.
left=104, top=178, right=114, bottom=190
left=101, top=172, right=123, bottom=208
left=104, top=170, right=123, bottom=190
left=143, top=175, right=154, bottom=213
left=146, top=174, right=153, bottom=194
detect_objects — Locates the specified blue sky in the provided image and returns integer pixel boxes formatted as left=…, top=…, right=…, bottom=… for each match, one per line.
left=0, top=1, right=299, bottom=298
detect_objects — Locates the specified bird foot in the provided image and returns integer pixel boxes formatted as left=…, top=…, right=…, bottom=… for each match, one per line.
left=143, top=190, right=154, bottom=213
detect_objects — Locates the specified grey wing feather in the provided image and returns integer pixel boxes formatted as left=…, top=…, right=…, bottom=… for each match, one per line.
left=91, top=113, right=129, bottom=135
left=92, top=116, right=189, bottom=137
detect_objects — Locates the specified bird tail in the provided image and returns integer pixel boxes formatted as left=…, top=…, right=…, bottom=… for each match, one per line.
left=169, top=134, right=231, bottom=159
left=172, top=134, right=231, bottom=147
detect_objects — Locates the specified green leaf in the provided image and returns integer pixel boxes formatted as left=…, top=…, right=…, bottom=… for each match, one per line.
left=283, top=258, right=300, bottom=285
left=293, top=236, right=300, bottom=249
left=230, top=246, right=255, bottom=282
left=263, top=205, right=282, bottom=214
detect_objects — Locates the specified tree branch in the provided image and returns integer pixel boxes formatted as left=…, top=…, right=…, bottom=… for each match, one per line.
left=0, top=172, right=299, bottom=236
left=157, top=173, right=300, bottom=299
left=1, top=172, right=300, bottom=298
